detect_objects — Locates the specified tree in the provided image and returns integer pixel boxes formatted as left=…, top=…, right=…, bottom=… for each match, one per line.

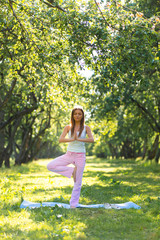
left=1, top=0, right=159, bottom=166
left=77, top=1, right=160, bottom=162
left=0, top=0, right=81, bottom=167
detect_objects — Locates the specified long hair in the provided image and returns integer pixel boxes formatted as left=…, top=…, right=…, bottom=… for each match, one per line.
left=70, top=108, right=84, bottom=137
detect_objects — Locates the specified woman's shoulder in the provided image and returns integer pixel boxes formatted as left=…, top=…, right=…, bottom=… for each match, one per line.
left=84, top=125, right=91, bottom=131
left=64, top=125, right=71, bottom=132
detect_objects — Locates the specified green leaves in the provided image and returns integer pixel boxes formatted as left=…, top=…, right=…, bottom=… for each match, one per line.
left=0, top=0, right=160, bottom=164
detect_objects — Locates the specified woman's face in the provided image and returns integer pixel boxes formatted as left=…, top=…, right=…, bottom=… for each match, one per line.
left=73, top=109, right=83, bottom=122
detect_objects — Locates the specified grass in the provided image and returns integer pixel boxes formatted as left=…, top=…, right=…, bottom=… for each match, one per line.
left=0, top=156, right=160, bottom=240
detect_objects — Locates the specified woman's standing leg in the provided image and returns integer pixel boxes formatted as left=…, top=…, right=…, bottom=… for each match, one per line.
left=70, top=153, right=86, bottom=207
left=47, top=152, right=74, bottom=178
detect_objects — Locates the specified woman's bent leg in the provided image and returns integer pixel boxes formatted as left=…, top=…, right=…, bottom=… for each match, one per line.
left=47, top=153, right=74, bottom=178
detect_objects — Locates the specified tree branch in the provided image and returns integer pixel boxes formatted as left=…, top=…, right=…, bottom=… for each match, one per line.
left=94, top=0, right=119, bottom=31
left=131, top=97, right=160, bottom=132
left=0, top=105, right=38, bottom=131
left=9, top=0, right=26, bottom=34
left=0, top=78, right=17, bottom=110
left=42, top=0, right=67, bottom=12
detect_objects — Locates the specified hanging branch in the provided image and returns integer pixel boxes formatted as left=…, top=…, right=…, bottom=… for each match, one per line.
left=94, top=0, right=119, bottom=30
left=8, top=0, right=60, bottom=76
left=0, top=106, right=38, bottom=131
left=112, top=0, right=147, bottom=19
left=0, top=78, right=17, bottom=110
left=42, top=0, right=67, bottom=12
left=131, top=97, right=160, bottom=132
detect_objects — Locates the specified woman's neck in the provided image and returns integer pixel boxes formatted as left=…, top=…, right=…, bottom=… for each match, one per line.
left=74, top=123, right=80, bottom=129
left=75, top=122, right=80, bottom=126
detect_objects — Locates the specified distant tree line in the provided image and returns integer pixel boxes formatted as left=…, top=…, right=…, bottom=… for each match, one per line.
left=0, top=0, right=159, bottom=167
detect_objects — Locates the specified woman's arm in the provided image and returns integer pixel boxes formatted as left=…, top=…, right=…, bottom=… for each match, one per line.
left=59, top=126, right=75, bottom=143
left=76, top=126, right=94, bottom=143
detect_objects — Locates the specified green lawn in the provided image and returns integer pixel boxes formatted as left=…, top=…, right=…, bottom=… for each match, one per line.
left=0, top=157, right=160, bottom=240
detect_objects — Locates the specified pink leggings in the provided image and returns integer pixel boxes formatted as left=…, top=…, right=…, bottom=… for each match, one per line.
left=47, top=151, right=86, bottom=207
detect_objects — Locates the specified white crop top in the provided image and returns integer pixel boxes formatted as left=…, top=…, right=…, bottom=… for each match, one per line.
left=67, top=126, right=86, bottom=153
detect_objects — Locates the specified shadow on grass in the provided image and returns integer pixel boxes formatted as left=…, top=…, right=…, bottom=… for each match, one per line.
left=1, top=158, right=160, bottom=240
left=84, top=161, right=160, bottom=199
left=28, top=182, right=139, bottom=205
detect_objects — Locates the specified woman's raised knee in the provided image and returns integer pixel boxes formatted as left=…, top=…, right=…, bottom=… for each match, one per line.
left=47, top=162, right=56, bottom=171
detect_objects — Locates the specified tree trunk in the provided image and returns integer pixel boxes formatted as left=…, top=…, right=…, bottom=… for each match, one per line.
left=155, top=148, right=160, bottom=163
left=3, top=151, right=10, bottom=168
left=0, top=110, right=5, bottom=167
left=142, top=138, right=148, bottom=159
left=121, top=139, right=134, bottom=159
left=147, top=135, right=159, bottom=160
left=108, top=143, right=115, bottom=159
left=4, top=117, right=23, bottom=167
left=15, top=128, right=31, bottom=165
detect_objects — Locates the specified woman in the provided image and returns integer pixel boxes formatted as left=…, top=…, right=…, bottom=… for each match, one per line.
left=47, top=107, right=94, bottom=208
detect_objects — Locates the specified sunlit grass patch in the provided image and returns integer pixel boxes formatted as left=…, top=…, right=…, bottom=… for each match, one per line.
left=0, top=157, right=160, bottom=240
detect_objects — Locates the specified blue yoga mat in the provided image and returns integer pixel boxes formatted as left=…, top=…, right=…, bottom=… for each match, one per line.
left=20, top=200, right=141, bottom=209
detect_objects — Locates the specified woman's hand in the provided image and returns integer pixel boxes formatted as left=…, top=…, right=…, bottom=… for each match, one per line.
left=73, top=131, right=78, bottom=141
left=76, top=126, right=94, bottom=143
left=59, top=126, right=75, bottom=143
